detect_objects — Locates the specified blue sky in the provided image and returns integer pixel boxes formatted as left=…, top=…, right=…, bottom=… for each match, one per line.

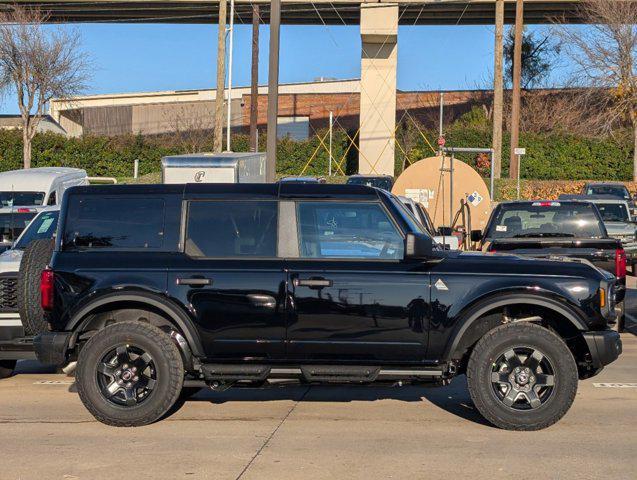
left=0, top=22, right=569, bottom=114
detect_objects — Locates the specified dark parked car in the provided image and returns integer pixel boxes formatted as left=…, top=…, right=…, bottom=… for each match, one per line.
left=346, top=174, right=394, bottom=191
left=474, top=200, right=625, bottom=278
left=581, top=182, right=636, bottom=215
left=473, top=200, right=626, bottom=331
left=34, top=184, right=621, bottom=430
left=560, top=194, right=637, bottom=272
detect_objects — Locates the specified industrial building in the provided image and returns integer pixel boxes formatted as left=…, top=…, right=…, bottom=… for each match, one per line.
left=49, top=78, right=484, bottom=140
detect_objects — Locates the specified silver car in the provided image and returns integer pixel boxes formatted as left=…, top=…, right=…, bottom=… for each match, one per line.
left=0, top=207, right=59, bottom=337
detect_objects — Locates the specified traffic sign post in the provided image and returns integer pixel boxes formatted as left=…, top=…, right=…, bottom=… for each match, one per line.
left=514, top=148, right=526, bottom=199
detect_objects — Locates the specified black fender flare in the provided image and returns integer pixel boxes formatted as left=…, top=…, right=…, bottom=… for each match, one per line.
left=67, top=291, right=205, bottom=358
left=444, top=292, right=588, bottom=361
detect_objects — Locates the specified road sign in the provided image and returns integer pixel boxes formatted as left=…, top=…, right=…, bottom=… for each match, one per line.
left=437, top=136, right=446, bottom=147
left=514, top=147, right=526, bottom=155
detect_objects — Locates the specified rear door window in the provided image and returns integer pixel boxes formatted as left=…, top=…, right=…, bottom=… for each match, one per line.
left=63, top=196, right=165, bottom=250
left=296, top=202, right=403, bottom=259
left=185, top=200, right=278, bottom=258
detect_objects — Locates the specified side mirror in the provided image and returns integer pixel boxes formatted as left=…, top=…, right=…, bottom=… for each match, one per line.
left=405, top=233, right=434, bottom=259
left=470, top=229, right=483, bottom=242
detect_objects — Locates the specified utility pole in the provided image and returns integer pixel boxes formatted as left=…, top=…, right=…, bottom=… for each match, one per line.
left=225, top=0, right=235, bottom=151
left=492, top=0, right=504, bottom=179
left=266, top=0, right=281, bottom=182
left=509, top=0, right=524, bottom=180
left=213, top=0, right=227, bottom=153
left=249, top=5, right=260, bottom=152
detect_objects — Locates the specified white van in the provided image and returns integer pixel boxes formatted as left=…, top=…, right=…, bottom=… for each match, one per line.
left=0, top=168, right=87, bottom=252
left=0, top=167, right=88, bottom=207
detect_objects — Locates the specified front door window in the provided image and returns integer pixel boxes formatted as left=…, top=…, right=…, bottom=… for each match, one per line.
left=297, top=202, right=404, bottom=260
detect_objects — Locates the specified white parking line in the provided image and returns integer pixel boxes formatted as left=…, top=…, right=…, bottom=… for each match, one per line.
left=33, top=380, right=74, bottom=385
left=593, top=383, right=637, bottom=388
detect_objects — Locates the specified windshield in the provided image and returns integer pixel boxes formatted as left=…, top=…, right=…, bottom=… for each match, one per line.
left=486, top=202, right=605, bottom=239
left=347, top=177, right=393, bottom=191
left=415, top=204, right=436, bottom=235
left=595, top=203, right=630, bottom=222
left=14, top=211, right=59, bottom=249
left=586, top=185, right=630, bottom=199
left=388, top=196, right=426, bottom=235
left=0, top=212, right=38, bottom=244
left=0, top=191, right=45, bottom=207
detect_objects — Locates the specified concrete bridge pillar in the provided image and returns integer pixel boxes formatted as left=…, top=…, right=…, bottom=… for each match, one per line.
left=359, top=3, right=398, bottom=176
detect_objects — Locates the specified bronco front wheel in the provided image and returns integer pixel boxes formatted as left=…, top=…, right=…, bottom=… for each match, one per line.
left=76, top=321, right=184, bottom=427
left=467, top=322, right=578, bottom=431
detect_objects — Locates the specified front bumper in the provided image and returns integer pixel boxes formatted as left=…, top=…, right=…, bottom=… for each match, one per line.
left=33, top=331, right=72, bottom=366
left=582, top=330, right=622, bottom=369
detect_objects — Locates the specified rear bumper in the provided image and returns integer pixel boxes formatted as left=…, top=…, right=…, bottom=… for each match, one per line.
left=582, top=330, right=622, bottom=369
left=33, top=331, right=71, bottom=366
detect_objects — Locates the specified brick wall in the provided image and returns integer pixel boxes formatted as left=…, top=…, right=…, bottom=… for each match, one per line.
left=241, top=90, right=490, bottom=133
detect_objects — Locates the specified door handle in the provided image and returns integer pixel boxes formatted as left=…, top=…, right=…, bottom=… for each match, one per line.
left=176, top=277, right=212, bottom=287
left=293, top=277, right=333, bottom=288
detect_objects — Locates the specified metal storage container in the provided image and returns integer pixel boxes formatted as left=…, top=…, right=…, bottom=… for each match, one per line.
left=161, top=152, right=267, bottom=184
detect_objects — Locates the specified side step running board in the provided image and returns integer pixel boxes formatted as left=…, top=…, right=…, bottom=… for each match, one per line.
left=301, top=365, right=380, bottom=383
left=198, top=364, right=446, bottom=383
left=202, top=364, right=270, bottom=382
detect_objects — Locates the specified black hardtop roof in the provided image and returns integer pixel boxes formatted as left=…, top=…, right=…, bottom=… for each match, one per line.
left=583, top=181, right=627, bottom=187
left=66, top=182, right=381, bottom=200
left=559, top=194, right=628, bottom=202
left=497, top=199, right=592, bottom=206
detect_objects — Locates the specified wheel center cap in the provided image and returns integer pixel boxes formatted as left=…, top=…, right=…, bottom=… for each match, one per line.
left=122, top=370, right=133, bottom=382
left=516, top=371, right=529, bottom=385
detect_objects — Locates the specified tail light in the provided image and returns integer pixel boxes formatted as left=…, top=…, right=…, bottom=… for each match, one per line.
left=40, top=268, right=55, bottom=311
left=615, top=248, right=627, bottom=278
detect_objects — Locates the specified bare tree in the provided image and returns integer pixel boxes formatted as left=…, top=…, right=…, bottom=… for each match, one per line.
left=0, top=5, right=90, bottom=168
left=163, top=103, right=214, bottom=153
left=555, top=1, right=637, bottom=179
left=504, top=27, right=560, bottom=89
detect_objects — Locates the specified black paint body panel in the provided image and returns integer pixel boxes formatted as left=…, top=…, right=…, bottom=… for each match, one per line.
left=45, top=184, right=614, bottom=366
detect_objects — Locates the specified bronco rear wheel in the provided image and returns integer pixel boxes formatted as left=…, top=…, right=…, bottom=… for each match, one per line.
left=76, top=321, right=184, bottom=427
left=467, top=322, right=578, bottom=431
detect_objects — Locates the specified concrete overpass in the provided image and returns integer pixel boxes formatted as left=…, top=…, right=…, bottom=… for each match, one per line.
left=1, top=1, right=583, bottom=24
left=0, top=1, right=584, bottom=176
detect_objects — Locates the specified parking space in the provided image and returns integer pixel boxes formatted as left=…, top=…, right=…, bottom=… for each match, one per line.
left=1, top=322, right=635, bottom=479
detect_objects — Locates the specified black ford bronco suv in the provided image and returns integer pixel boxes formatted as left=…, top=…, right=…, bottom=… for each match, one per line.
left=34, top=183, right=622, bottom=430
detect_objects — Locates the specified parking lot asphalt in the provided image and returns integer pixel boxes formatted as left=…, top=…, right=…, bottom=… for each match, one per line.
left=1, top=313, right=635, bottom=479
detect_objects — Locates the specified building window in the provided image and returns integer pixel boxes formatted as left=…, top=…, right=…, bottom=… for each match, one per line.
left=277, top=116, right=310, bottom=141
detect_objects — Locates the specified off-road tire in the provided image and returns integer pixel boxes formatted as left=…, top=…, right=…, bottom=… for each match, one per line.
left=0, top=360, right=17, bottom=379
left=17, top=238, right=54, bottom=335
left=76, top=321, right=184, bottom=427
left=617, top=302, right=626, bottom=333
left=467, top=322, right=578, bottom=431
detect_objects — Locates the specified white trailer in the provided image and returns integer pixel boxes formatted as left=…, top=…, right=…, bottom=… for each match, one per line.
left=161, top=152, right=267, bottom=184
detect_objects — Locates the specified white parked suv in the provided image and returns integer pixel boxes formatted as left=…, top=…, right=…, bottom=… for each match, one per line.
left=0, top=167, right=87, bottom=253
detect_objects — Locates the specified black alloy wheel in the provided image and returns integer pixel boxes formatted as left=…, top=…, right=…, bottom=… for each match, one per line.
left=96, top=345, right=157, bottom=407
left=490, top=347, right=555, bottom=410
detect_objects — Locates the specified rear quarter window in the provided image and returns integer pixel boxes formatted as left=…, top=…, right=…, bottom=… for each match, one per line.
left=63, top=196, right=166, bottom=250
